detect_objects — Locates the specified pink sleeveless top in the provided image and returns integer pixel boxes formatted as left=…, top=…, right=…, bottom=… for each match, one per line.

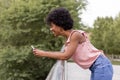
left=65, top=30, right=103, bottom=69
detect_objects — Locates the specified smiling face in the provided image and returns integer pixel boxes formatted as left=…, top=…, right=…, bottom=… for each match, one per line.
left=50, top=23, right=64, bottom=37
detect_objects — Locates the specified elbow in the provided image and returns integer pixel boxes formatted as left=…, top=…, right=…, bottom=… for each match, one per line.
left=59, top=55, right=70, bottom=60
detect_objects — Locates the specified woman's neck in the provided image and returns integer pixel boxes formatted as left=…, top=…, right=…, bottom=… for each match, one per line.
left=62, top=29, right=73, bottom=39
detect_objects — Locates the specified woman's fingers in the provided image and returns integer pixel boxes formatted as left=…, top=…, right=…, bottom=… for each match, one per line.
left=33, top=49, right=44, bottom=56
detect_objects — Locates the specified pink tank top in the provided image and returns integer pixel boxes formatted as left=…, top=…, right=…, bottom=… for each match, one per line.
left=65, top=30, right=103, bottom=69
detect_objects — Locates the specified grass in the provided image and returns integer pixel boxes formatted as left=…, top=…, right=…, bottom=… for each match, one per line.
left=112, top=60, right=120, bottom=65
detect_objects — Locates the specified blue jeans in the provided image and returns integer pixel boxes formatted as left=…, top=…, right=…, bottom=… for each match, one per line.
left=89, top=55, right=113, bottom=80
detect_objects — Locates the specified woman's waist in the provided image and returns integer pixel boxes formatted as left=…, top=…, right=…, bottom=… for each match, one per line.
left=71, top=53, right=101, bottom=69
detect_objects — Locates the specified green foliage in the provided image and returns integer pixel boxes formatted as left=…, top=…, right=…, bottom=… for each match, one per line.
left=0, top=46, right=55, bottom=80
left=91, top=17, right=114, bottom=52
left=0, top=0, right=87, bottom=79
left=109, top=14, right=120, bottom=54
left=91, top=15, right=120, bottom=55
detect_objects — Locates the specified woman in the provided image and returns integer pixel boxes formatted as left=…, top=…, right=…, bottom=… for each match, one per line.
left=33, top=7, right=113, bottom=80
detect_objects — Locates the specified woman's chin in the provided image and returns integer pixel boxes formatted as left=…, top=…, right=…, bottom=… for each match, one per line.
left=54, top=34, right=58, bottom=37
left=53, top=33, right=59, bottom=37
left=52, top=32, right=57, bottom=36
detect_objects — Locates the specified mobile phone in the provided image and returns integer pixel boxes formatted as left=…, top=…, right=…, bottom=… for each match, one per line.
left=31, top=45, right=35, bottom=49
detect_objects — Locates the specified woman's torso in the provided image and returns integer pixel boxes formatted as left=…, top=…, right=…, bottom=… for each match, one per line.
left=65, top=30, right=103, bottom=69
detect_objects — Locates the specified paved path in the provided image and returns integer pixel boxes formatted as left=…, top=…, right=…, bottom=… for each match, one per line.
left=67, top=63, right=120, bottom=80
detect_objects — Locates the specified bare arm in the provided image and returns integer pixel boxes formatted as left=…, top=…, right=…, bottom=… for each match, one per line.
left=33, top=32, right=85, bottom=60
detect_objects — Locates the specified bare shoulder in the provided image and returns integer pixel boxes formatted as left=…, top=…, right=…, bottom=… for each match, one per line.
left=70, top=31, right=85, bottom=43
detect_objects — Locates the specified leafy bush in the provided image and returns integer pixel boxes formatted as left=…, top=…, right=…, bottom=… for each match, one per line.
left=0, top=0, right=86, bottom=79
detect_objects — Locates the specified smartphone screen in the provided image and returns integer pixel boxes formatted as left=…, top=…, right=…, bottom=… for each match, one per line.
left=31, top=45, right=35, bottom=49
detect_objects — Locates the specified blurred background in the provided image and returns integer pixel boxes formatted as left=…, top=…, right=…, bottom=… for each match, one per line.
left=0, top=0, right=120, bottom=80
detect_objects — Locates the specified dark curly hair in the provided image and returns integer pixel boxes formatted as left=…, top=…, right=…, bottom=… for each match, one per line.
left=46, top=7, right=73, bottom=30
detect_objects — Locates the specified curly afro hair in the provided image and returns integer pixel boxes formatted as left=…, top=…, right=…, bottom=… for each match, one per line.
left=46, top=7, right=73, bottom=30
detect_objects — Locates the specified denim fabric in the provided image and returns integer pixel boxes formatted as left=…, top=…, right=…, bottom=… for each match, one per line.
left=89, top=55, right=113, bottom=80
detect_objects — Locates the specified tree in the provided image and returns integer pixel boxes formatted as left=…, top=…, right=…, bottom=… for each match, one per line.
left=108, top=13, right=120, bottom=55
left=91, top=17, right=114, bottom=53
left=0, top=0, right=87, bottom=79
left=91, top=14, right=120, bottom=55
